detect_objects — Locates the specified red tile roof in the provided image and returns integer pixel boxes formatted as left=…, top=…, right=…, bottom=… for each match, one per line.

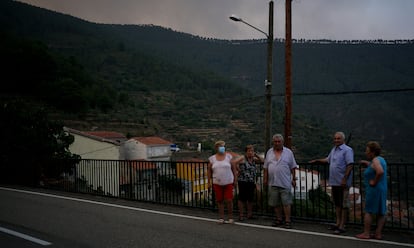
left=84, top=131, right=126, bottom=140
left=64, top=127, right=122, bottom=145
left=132, top=136, right=172, bottom=145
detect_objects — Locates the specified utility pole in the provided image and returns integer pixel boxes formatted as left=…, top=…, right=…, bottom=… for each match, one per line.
left=229, top=1, right=274, bottom=153
left=284, top=0, right=292, bottom=148
left=265, top=0, right=274, bottom=153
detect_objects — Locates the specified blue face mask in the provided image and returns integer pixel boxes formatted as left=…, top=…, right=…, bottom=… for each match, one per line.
left=218, top=146, right=226, bottom=154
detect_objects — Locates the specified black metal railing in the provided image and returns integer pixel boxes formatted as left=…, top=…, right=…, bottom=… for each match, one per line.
left=45, top=159, right=413, bottom=230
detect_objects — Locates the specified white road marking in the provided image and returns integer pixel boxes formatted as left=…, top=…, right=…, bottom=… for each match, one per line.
left=0, top=226, right=52, bottom=246
left=1, top=187, right=413, bottom=247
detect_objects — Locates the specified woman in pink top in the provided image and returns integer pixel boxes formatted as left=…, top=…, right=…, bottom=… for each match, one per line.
left=208, top=140, right=238, bottom=224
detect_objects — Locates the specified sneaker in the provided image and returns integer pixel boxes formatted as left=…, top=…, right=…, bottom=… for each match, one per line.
left=217, top=219, right=225, bottom=224
left=227, top=219, right=234, bottom=224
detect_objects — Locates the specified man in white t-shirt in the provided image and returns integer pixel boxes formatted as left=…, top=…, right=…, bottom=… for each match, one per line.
left=264, top=134, right=298, bottom=229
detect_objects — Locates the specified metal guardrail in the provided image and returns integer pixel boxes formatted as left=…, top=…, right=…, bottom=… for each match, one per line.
left=46, top=159, right=413, bottom=230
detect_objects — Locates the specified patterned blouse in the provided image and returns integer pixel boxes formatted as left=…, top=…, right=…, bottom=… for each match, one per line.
left=238, top=156, right=257, bottom=183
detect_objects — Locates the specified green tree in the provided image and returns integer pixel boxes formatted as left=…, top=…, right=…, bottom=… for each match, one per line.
left=0, top=98, right=80, bottom=185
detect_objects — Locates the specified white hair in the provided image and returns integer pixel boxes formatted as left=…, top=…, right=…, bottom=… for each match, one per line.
left=272, top=133, right=284, bottom=142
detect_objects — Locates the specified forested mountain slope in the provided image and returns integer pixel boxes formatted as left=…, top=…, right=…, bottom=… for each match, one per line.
left=1, top=0, right=413, bottom=161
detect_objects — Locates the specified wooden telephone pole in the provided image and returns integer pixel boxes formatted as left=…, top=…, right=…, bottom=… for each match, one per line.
left=284, top=0, right=292, bottom=148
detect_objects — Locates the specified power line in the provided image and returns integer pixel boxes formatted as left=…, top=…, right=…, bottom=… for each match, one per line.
left=274, top=88, right=414, bottom=97
left=77, top=145, right=119, bottom=156
left=223, top=87, right=414, bottom=106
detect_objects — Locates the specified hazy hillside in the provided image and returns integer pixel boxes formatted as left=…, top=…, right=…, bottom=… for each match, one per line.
left=1, top=0, right=413, bottom=161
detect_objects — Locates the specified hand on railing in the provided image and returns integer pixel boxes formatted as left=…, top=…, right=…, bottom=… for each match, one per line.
left=358, top=160, right=370, bottom=167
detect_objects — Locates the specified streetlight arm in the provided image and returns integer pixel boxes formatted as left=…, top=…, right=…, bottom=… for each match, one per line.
left=229, top=0, right=273, bottom=153
left=240, top=20, right=269, bottom=38
left=229, top=16, right=269, bottom=38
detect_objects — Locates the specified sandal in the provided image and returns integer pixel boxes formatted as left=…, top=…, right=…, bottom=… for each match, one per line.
left=355, top=233, right=370, bottom=239
left=374, top=235, right=383, bottom=240
left=327, top=224, right=338, bottom=230
left=334, top=228, right=346, bottom=234
left=370, top=233, right=382, bottom=240
left=284, top=222, right=292, bottom=229
left=272, top=219, right=283, bottom=227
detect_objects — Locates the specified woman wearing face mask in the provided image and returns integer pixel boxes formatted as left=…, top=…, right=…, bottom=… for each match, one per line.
left=208, top=140, right=238, bottom=224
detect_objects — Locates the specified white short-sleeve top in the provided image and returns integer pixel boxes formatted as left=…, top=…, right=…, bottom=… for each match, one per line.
left=209, top=153, right=234, bottom=186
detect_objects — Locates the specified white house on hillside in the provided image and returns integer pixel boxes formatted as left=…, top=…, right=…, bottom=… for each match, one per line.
left=123, top=136, right=172, bottom=161
left=293, top=168, right=320, bottom=200
left=65, top=127, right=126, bottom=160
left=64, top=128, right=173, bottom=197
left=64, top=127, right=127, bottom=196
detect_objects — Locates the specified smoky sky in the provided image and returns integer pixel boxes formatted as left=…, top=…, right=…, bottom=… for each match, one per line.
left=18, top=0, right=414, bottom=40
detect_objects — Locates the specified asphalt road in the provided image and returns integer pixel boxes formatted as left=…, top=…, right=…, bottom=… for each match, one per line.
left=0, top=186, right=412, bottom=248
